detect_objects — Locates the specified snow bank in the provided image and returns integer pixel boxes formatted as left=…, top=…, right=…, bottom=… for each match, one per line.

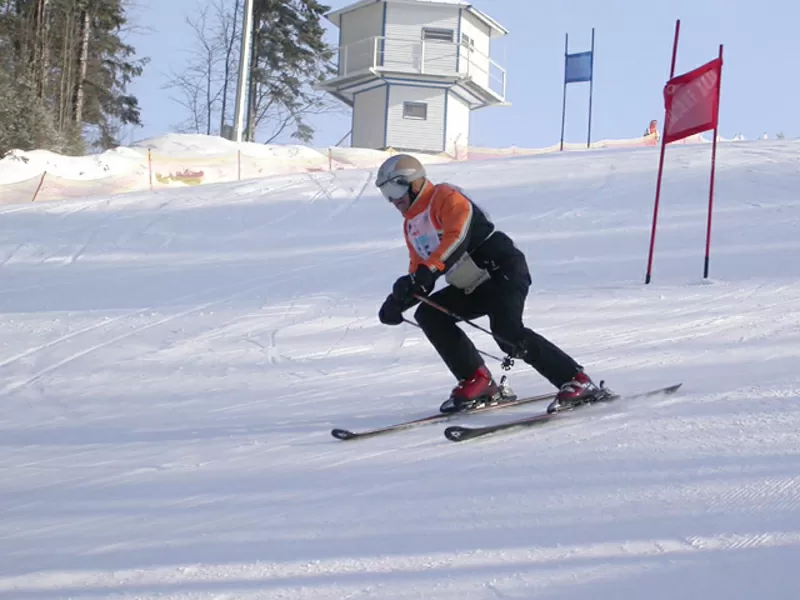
left=0, top=131, right=734, bottom=204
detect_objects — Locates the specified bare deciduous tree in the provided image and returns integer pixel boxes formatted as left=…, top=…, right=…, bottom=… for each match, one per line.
left=164, top=4, right=223, bottom=135
left=166, top=0, right=344, bottom=144
left=217, top=0, right=239, bottom=136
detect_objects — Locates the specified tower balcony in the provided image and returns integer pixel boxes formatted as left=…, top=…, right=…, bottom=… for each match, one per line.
left=318, top=36, right=507, bottom=108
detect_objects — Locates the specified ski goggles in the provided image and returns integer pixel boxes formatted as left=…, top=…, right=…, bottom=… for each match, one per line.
left=378, top=177, right=410, bottom=202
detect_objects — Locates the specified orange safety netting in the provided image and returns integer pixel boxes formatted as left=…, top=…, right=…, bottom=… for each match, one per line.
left=0, top=132, right=716, bottom=204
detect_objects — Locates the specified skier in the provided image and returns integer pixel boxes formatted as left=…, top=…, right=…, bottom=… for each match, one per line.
left=375, top=153, right=607, bottom=414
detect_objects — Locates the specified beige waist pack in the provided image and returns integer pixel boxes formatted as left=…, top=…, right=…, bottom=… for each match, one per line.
left=445, top=254, right=491, bottom=294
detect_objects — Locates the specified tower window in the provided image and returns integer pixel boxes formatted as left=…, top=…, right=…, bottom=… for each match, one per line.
left=422, top=28, right=454, bottom=43
left=403, top=102, right=428, bottom=120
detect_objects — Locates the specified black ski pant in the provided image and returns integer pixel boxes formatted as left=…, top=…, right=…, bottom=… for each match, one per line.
left=414, top=276, right=582, bottom=388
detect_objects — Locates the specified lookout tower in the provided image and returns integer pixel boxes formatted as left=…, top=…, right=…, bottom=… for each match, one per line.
left=317, top=0, right=509, bottom=155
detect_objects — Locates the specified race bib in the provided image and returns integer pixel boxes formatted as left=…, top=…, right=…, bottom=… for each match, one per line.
left=406, top=208, right=440, bottom=260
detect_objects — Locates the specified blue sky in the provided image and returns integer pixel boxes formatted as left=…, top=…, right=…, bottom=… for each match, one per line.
left=125, top=0, right=793, bottom=149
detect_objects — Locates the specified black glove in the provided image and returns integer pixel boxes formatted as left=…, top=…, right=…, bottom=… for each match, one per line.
left=378, top=294, right=404, bottom=326
left=392, top=266, right=437, bottom=304
left=412, top=265, right=437, bottom=296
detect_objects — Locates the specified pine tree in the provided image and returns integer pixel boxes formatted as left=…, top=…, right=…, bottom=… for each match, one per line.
left=245, top=0, right=335, bottom=142
left=0, top=0, right=147, bottom=155
left=74, top=0, right=148, bottom=149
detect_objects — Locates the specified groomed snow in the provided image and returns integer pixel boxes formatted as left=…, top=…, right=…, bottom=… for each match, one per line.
left=1, top=138, right=799, bottom=599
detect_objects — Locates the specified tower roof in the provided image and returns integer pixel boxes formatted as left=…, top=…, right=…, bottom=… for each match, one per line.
left=325, top=0, right=508, bottom=39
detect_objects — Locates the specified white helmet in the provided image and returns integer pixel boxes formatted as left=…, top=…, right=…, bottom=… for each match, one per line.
left=376, top=154, right=426, bottom=201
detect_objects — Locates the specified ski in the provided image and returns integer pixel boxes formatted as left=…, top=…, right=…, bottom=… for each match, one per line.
left=443, top=383, right=683, bottom=443
left=331, top=390, right=558, bottom=441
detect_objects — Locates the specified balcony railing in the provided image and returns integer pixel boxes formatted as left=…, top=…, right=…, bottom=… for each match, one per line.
left=334, top=36, right=506, bottom=101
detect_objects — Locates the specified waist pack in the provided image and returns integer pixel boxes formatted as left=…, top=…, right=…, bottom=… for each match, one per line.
left=445, top=253, right=491, bottom=294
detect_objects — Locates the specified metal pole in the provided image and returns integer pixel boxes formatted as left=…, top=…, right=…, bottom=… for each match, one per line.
left=704, top=44, right=724, bottom=279
left=402, top=318, right=506, bottom=364
left=587, top=28, right=595, bottom=149
left=645, top=19, right=680, bottom=284
left=413, top=294, right=520, bottom=354
left=559, top=33, right=568, bottom=152
left=233, top=0, right=255, bottom=143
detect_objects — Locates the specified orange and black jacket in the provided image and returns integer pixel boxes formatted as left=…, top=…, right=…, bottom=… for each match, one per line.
left=403, top=180, right=530, bottom=283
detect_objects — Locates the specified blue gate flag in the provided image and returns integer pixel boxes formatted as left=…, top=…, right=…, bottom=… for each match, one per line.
left=565, top=50, right=593, bottom=83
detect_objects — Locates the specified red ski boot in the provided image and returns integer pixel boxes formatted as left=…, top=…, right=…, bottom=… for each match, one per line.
left=546, top=370, right=606, bottom=414
left=439, top=366, right=514, bottom=413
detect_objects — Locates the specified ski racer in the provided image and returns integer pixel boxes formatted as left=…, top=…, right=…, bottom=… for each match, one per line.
left=375, top=153, right=606, bottom=414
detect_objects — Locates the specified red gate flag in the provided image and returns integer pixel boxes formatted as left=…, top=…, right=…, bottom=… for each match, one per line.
left=645, top=19, right=725, bottom=284
left=662, top=57, right=722, bottom=144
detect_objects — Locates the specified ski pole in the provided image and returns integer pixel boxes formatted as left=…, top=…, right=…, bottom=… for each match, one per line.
left=412, top=293, right=522, bottom=356
left=402, top=317, right=507, bottom=364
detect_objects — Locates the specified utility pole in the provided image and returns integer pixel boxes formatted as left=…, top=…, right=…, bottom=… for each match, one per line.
left=233, top=0, right=255, bottom=143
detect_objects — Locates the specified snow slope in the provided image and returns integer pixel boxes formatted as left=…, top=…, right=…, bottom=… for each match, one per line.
left=1, top=139, right=799, bottom=599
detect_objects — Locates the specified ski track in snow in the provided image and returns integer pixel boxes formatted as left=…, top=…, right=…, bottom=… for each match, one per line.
left=1, top=141, right=800, bottom=599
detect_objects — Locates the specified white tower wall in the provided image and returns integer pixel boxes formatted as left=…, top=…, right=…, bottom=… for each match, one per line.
left=318, top=0, right=509, bottom=155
